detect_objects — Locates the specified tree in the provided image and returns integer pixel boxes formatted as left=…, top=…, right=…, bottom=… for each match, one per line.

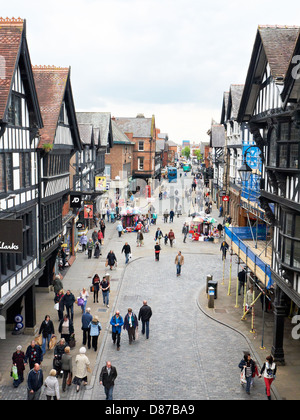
left=193, top=149, right=203, bottom=162
left=181, top=146, right=190, bottom=159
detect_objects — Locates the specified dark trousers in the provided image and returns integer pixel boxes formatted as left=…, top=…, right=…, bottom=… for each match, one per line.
left=155, top=252, right=160, bottom=261
left=62, top=370, right=71, bottom=391
left=112, top=331, right=121, bottom=348
left=127, top=327, right=136, bottom=343
left=82, top=328, right=91, bottom=348
left=92, top=335, right=99, bottom=351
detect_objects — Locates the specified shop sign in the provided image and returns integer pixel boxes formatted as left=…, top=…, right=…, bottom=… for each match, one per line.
left=0, top=219, right=23, bottom=253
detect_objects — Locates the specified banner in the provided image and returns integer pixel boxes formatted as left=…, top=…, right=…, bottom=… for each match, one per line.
left=95, top=176, right=106, bottom=191
left=0, top=219, right=23, bottom=253
left=84, top=204, right=93, bottom=219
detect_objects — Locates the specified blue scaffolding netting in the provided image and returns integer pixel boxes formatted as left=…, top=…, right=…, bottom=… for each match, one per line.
left=225, top=226, right=273, bottom=289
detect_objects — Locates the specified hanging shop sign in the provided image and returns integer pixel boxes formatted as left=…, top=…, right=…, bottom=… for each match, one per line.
left=95, top=176, right=106, bottom=192
left=84, top=204, right=93, bottom=219
left=70, top=193, right=82, bottom=208
left=0, top=219, right=23, bottom=253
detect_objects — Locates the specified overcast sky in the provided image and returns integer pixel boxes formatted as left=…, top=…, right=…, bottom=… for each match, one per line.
left=3, top=0, right=300, bottom=144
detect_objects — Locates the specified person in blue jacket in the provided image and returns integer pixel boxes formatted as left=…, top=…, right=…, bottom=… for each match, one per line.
left=88, top=316, right=102, bottom=352
left=110, top=311, right=124, bottom=351
left=27, top=363, right=43, bottom=400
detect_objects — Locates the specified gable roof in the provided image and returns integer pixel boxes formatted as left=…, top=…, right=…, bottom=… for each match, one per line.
left=78, top=124, right=94, bottom=146
left=76, top=112, right=113, bottom=148
left=112, top=120, right=134, bottom=145
left=33, top=65, right=81, bottom=151
left=220, top=91, right=229, bottom=124
left=113, top=115, right=154, bottom=138
left=0, top=17, right=42, bottom=127
left=238, top=25, right=300, bottom=122
left=227, top=84, right=244, bottom=120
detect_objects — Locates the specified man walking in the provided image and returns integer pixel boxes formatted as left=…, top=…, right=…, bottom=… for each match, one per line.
left=110, top=311, right=124, bottom=351
left=138, top=300, right=152, bottom=339
left=62, top=290, right=76, bottom=321
left=81, top=307, right=92, bottom=348
left=121, top=242, right=131, bottom=264
left=168, top=229, right=175, bottom=247
left=182, top=223, right=189, bottom=243
left=175, top=251, right=184, bottom=277
left=27, top=363, right=43, bottom=400
left=238, top=267, right=247, bottom=296
left=99, top=361, right=117, bottom=400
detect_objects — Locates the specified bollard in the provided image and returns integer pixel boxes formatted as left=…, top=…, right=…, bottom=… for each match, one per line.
left=206, top=275, right=213, bottom=294
left=208, top=287, right=215, bottom=309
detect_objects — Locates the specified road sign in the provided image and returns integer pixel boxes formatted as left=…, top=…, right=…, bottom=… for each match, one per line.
left=222, top=195, right=229, bottom=202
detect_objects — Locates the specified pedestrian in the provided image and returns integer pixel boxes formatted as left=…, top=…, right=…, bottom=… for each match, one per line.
left=61, top=346, right=73, bottom=392
left=92, top=229, right=98, bottom=243
left=110, top=311, right=124, bottom=351
left=136, top=230, right=144, bottom=247
left=175, top=251, right=184, bottom=277
left=259, top=355, right=277, bottom=400
left=58, top=314, right=74, bottom=345
left=106, top=250, right=117, bottom=270
left=182, top=223, right=189, bottom=243
left=27, top=363, right=43, bottom=400
left=94, top=241, right=101, bottom=258
left=219, top=205, right=223, bottom=218
left=88, top=316, right=102, bottom=351
left=122, top=242, right=131, bottom=264
left=163, top=209, right=169, bottom=223
left=155, top=227, right=163, bottom=244
left=87, top=238, right=94, bottom=259
left=116, top=222, right=123, bottom=238
left=24, top=340, right=43, bottom=370
left=154, top=242, right=161, bottom=261
left=168, top=229, right=175, bottom=247
left=238, top=267, right=247, bottom=296
left=39, top=315, right=55, bottom=355
left=52, top=274, right=63, bottom=295
left=80, top=233, right=88, bottom=252
left=12, top=345, right=25, bottom=387
left=100, top=276, right=110, bottom=308
left=92, top=273, right=101, bottom=303
left=217, top=223, right=223, bottom=237
left=53, top=338, right=66, bottom=376
left=100, top=219, right=106, bottom=238
left=62, top=290, right=75, bottom=321
left=220, top=240, right=229, bottom=260
left=123, top=308, right=138, bottom=345
left=164, top=233, right=168, bottom=245
left=97, top=229, right=104, bottom=244
left=99, top=361, right=118, bottom=401
left=80, top=287, right=89, bottom=314
left=169, top=209, right=175, bottom=222
left=54, top=289, right=64, bottom=321
left=138, top=300, right=152, bottom=339
left=73, top=347, right=91, bottom=393
left=238, top=353, right=256, bottom=395
left=81, top=307, right=92, bottom=349
left=44, top=369, right=60, bottom=400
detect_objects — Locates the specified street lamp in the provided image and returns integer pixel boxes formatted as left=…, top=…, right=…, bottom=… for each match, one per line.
left=238, top=160, right=252, bottom=183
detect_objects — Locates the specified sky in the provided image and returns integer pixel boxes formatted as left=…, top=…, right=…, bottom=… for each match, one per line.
left=3, top=0, right=300, bottom=144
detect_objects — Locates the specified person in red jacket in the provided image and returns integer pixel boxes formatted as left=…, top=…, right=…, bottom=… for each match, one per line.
left=168, top=229, right=175, bottom=247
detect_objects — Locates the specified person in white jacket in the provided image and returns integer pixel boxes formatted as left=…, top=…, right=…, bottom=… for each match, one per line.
left=73, top=347, right=90, bottom=392
left=44, top=369, right=60, bottom=400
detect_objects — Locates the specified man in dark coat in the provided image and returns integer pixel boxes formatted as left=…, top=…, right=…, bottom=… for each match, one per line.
left=123, top=308, right=138, bottom=344
left=62, top=290, right=76, bottom=321
left=99, top=361, right=117, bottom=400
left=138, top=300, right=152, bottom=339
left=27, top=363, right=43, bottom=400
left=24, top=341, right=43, bottom=370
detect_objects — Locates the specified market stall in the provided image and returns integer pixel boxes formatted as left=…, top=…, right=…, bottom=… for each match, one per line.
left=188, top=216, right=219, bottom=242
left=121, top=207, right=142, bottom=232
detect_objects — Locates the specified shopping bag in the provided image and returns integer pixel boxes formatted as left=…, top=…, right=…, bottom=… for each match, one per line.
left=54, top=302, right=59, bottom=311
left=11, top=365, right=18, bottom=381
left=240, top=367, right=247, bottom=385
left=90, top=286, right=94, bottom=293
left=66, top=373, right=72, bottom=386
left=49, top=335, right=57, bottom=350
left=135, top=329, right=138, bottom=341
left=35, top=334, right=43, bottom=346
left=69, top=333, right=76, bottom=348
left=77, top=297, right=84, bottom=306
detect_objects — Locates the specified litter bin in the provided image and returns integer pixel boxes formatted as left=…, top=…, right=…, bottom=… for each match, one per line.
left=207, top=279, right=218, bottom=299
left=206, top=275, right=213, bottom=294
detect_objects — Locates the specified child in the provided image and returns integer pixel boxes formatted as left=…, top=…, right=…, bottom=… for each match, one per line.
left=164, top=234, right=168, bottom=245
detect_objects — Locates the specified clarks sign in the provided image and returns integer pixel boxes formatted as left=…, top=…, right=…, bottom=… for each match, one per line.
left=0, top=219, right=23, bottom=254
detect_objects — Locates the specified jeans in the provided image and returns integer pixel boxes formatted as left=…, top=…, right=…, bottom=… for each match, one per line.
left=42, top=334, right=52, bottom=355
left=104, top=385, right=114, bottom=400
left=66, top=305, right=74, bottom=321
left=125, top=253, right=130, bottom=264
left=176, top=264, right=182, bottom=275
left=81, top=300, right=87, bottom=314
left=246, top=375, right=252, bottom=393
left=102, top=291, right=109, bottom=305
left=142, top=320, right=150, bottom=338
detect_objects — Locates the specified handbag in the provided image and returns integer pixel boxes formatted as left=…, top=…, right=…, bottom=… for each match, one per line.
left=49, top=335, right=57, bottom=350
left=66, top=372, right=72, bottom=386
left=69, top=333, right=76, bottom=348
left=77, top=297, right=84, bottom=306
left=90, top=286, right=94, bottom=293
left=54, top=302, right=59, bottom=311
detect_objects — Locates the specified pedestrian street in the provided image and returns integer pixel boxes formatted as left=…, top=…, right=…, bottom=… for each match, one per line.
left=89, top=252, right=267, bottom=400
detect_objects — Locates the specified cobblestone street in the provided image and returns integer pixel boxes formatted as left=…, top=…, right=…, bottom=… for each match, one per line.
left=89, top=253, right=266, bottom=400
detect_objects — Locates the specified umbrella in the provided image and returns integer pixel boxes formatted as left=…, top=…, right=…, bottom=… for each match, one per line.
left=193, top=217, right=204, bottom=223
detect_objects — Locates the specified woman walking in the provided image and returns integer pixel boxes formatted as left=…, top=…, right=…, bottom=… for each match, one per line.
left=58, top=314, right=74, bottom=346
left=73, top=347, right=91, bottom=392
left=44, top=369, right=60, bottom=400
left=12, top=345, right=25, bottom=387
left=238, top=353, right=256, bottom=395
left=39, top=315, right=55, bottom=355
left=259, top=355, right=277, bottom=400
left=54, top=289, right=64, bottom=321
left=80, top=288, right=89, bottom=314
left=61, top=346, right=72, bottom=392
left=100, top=276, right=110, bottom=308
left=89, top=316, right=102, bottom=351
left=94, top=241, right=101, bottom=258
left=92, top=273, right=100, bottom=303
left=106, top=250, right=117, bottom=270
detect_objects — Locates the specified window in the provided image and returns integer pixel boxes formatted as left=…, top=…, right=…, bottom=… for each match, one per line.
left=280, top=211, right=300, bottom=270
left=138, top=141, right=144, bottom=151
left=268, top=128, right=277, bottom=167
left=138, top=157, right=144, bottom=171
left=20, top=153, right=31, bottom=188
left=42, top=200, right=62, bottom=243
left=0, top=153, right=13, bottom=193
left=7, top=93, right=22, bottom=127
